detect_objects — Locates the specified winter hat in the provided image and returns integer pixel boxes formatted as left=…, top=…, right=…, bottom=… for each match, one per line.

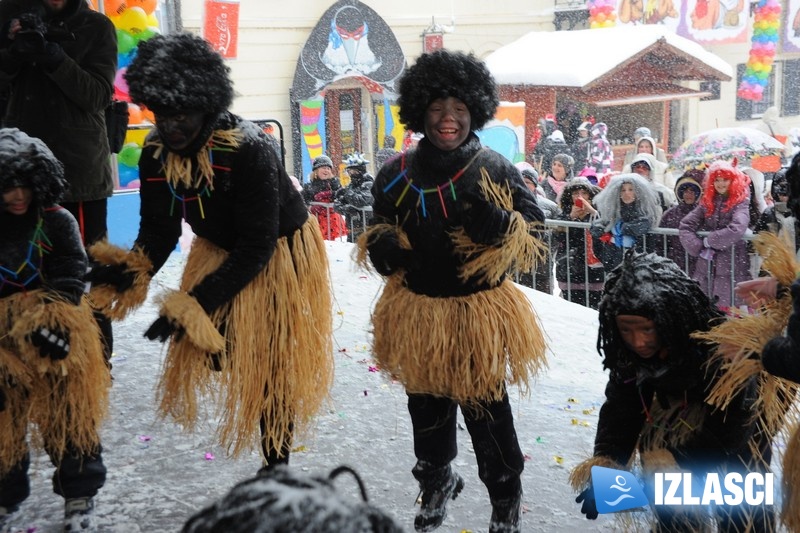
left=344, top=153, right=369, bottom=169
left=0, top=128, right=66, bottom=208
left=515, top=161, right=538, bottom=185
left=630, top=157, right=652, bottom=172
left=548, top=130, right=565, bottom=143
left=559, top=176, right=600, bottom=212
left=552, top=153, right=575, bottom=174
left=742, top=167, right=768, bottom=214
left=397, top=50, right=498, bottom=133
left=598, top=250, right=722, bottom=371
left=633, top=127, right=651, bottom=139
left=674, top=176, right=701, bottom=203
left=312, top=155, right=334, bottom=171
left=125, top=33, right=234, bottom=116
left=577, top=121, right=592, bottom=132
left=578, top=166, right=598, bottom=184
left=182, top=465, right=403, bottom=533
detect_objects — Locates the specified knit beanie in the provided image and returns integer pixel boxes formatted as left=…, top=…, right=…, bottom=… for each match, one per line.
left=312, top=155, right=334, bottom=171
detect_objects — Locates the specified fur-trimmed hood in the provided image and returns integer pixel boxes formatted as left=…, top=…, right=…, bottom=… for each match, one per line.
left=593, top=173, right=662, bottom=230
left=559, top=176, right=600, bottom=212
left=0, top=128, right=66, bottom=208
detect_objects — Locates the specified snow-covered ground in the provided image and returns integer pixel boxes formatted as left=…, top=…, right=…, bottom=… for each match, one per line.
left=2, top=241, right=698, bottom=532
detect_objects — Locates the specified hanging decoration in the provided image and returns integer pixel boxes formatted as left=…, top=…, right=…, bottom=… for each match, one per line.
left=587, top=0, right=617, bottom=29
left=737, top=0, right=781, bottom=101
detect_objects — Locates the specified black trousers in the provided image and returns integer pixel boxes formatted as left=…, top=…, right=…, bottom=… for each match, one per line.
left=0, top=446, right=106, bottom=509
left=408, top=391, right=524, bottom=502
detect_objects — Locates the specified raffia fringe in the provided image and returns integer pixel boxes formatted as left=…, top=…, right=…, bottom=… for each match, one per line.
left=157, top=217, right=333, bottom=458
left=354, top=223, right=412, bottom=274
left=87, top=241, right=153, bottom=320
left=783, top=422, right=800, bottom=531
left=148, top=128, right=243, bottom=189
left=568, top=455, right=621, bottom=490
left=0, top=292, right=108, bottom=473
left=451, top=170, right=547, bottom=285
left=157, top=291, right=225, bottom=353
left=694, top=232, right=800, bottom=437
left=371, top=277, right=546, bottom=403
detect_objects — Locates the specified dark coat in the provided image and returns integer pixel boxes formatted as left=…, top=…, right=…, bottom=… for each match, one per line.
left=370, top=133, right=544, bottom=297
left=554, top=182, right=604, bottom=286
left=135, top=112, right=308, bottom=313
left=0, top=206, right=87, bottom=300
left=590, top=202, right=653, bottom=273
left=0, top=0, right=116, bottom=202
left=658, top=202, right=697, bottom=273
left=595, top=343, right=758, bottom=471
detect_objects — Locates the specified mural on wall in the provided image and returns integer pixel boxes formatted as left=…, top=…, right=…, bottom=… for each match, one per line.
left=677, top=0, right=748, bottom=43
left=614, top=0, right=680, bottom=29
left=784, top=0, right=800, bottom=52
left=476, top=103, right=527, bottom=165
left=291, top=0, right=406, bottom=178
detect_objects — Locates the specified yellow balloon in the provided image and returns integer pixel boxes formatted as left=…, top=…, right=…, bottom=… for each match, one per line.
left=146, top=12, right=159, bottom=27
left=603, top=19, right=615, bottom=27
left=590, top=20, right=601, bottom=28
left=116, top=6, right=148, bottom=35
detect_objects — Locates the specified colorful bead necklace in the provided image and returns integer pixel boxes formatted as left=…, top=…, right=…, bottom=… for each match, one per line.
left=382, top=149, right=485, bottom=218
left=0, top=217, right=50, bottom=292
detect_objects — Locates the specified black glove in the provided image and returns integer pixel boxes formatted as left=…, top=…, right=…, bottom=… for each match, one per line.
left=87, top=264, right=135, bottom=292
left=30, top=326, right=70, bottom=360
left=575, top=486, right=598, bottom=520
left=0, top=387, right=5, bottom=412
left=366, top=233, right=417, bottom=276
left=144, top=316, right=185, bottom=343
left=461, top=192, right=510, bottom=245
left=11, top=30, right=63, bottom=70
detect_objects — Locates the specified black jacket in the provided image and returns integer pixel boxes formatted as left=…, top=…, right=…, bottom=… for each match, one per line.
left=0, top=0, right=116, bottom=202
left=595, top=344, right=758, bottom=471
left=0, top=206, right=87, bottom=300
left=134, top=112, right=308, bottom=314
left=370, top=133, right=544, bottom=297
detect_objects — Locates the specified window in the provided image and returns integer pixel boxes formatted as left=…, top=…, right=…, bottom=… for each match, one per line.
left=735, top=63, right=775, bottom=120
left=700, top=81, right=720, bottom=101
left=782, top=59, right=800, bottom=117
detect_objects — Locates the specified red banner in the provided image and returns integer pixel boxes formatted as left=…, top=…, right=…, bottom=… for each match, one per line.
left=203, top=0, right=239, bottom=59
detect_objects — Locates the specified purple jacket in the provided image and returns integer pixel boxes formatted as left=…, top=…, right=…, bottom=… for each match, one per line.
left=679, top=197, right=751, bottom=308
left=659, top=202, right=696, bottom=274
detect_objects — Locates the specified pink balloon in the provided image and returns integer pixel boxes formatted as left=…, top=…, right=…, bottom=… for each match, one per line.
left=114, top=67, right=129, bottom=95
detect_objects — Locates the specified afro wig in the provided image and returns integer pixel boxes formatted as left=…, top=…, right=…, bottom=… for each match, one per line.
left=787, top=152, right=800, bottom=219
left=0, top=128, right=66, bottom=208
left=125, top=33, right=234, bottom=116
left=598, top=250, right=723, bottom=371
left=397, top=50, right=498, bottom=133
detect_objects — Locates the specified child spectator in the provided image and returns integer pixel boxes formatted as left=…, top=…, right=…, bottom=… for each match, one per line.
left=540, top=153, right=574, bottom=203
left=588, top=122, right=613, bottom=174
left=554, top=177, right=605, bottom=309
left=590, top=173, right=662, bottom=273
left=658, top=171, right=702, bottom=273
left=304, top=155, right=347, bottom=240
left=679, top=160, right=752, bottom=309
left=334, top=153, right=374, bottom=243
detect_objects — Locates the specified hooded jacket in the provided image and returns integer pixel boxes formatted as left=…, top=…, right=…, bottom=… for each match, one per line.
left=0, top=0, right=116, bottom=202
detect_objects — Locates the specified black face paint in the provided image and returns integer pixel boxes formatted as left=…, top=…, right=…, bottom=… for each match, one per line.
left=154, top=112, right=206, bottom=151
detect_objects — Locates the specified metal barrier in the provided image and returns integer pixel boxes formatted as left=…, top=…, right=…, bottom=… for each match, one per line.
left=513, top=219, right=757, bottom=310
left=308, top=202, right=372, bottom=242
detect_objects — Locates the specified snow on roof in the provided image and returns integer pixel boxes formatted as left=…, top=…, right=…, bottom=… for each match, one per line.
left=484, top=25, right=733, bottom=88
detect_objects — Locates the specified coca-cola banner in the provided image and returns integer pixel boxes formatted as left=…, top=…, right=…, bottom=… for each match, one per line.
left=203, top=0, right=240, bottom=59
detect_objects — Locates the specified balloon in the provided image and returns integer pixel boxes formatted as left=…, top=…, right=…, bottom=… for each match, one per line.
left=146, top=13, right=159, bottom=27
left=128, top=0, right=157, bottom=15
left=104, top=0, right=127, bottom=16
left=114, top=6, right=148, bottom=36
left=140, top=107, right=155, bottom=124
left=114, top=67, right=129, bottom=95
left=134, top=26, right=159, bottom=43
left=118, top=143, right=142, bottom=168
left=127, top=103, right=143, bottom=125
left=118, top=51, right=133, bottom=69
left=116, top=28, right=136, bottom=55
left=117, top=163, right=139, bottom=186
left=603, top=19, right=615, bottom=26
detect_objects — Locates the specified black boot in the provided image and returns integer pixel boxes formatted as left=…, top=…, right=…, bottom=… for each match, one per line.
left=413, top=462, right=465, bottom=532
left=489, top=490, right=522, bottom=533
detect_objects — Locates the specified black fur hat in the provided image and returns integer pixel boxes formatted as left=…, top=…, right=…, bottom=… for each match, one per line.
left=397, top=50, right=498, bottom=132
left=125, top=33, right=234, bottom=115
left=786, top=152, right=800, bottom=219
left=597, top=250, right=723, bottom=371
left=0, top=128, right=66, bottom=208
left=181, top=465, right=402, bottom=533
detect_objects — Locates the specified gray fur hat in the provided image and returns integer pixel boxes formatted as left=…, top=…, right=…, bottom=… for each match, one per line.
left=125, top=33, right=234, bottom=115
left=0, top=128, right=66, bottom=208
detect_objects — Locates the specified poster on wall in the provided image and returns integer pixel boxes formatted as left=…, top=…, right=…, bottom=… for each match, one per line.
left=476, top=102, right=527, bottom=165
left=676, top=0, right=748, bottom=43
left=783, top=0, right=800, bottom=52
left=203, top=0, right=240, bottom=59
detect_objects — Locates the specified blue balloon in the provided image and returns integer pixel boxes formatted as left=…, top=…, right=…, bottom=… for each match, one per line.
left=118, top=164, right=139, bottom=187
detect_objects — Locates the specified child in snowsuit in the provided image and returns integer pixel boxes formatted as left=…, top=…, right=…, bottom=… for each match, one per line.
left=304, top=154, right=347, bottom=240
